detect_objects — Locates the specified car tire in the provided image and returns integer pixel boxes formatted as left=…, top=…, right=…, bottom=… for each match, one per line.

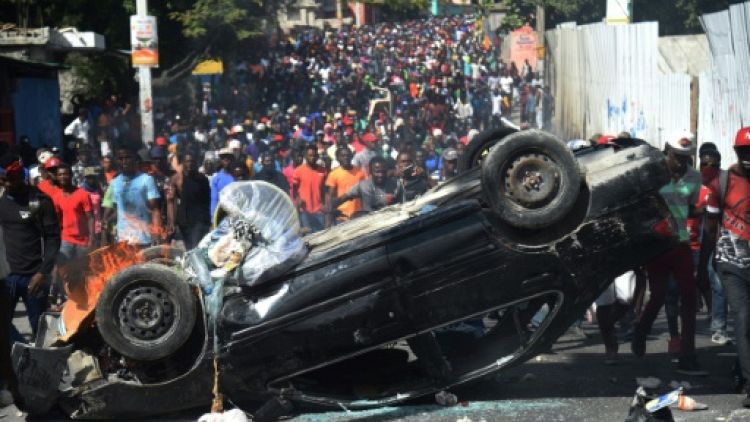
left=480, top=130, right=581, bottom=230
left=137, top=245, right=185, bottom=267
left=457, top=127, right=518, bottom=173
left=95, top=263, right=197, bottom=361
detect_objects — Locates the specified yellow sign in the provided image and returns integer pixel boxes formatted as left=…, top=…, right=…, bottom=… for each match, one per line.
left=192, top=60, right=224, bottom=75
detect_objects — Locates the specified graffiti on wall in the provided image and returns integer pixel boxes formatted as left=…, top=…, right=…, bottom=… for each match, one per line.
left=606, top=96, right=647, bottom=137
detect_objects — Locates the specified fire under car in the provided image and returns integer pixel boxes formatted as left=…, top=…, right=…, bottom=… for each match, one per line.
left=11, top=129, right=677, bottom=420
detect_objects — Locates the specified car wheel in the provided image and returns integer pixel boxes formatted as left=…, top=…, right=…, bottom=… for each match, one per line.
left=137, top=245, right=185, bottom=267
left=457, top=127, right=518, bottom=173
left=95, top=263, right=197, bottom=361
left=480, top=130, right=581, bottom=230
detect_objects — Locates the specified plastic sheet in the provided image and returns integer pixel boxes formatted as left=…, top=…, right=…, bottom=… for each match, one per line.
left=213, top=181, right=307, bottom=286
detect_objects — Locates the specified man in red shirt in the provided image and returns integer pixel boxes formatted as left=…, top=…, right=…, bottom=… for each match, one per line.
left=293, top=144, right=327, bottom=233
left=700, top=126, right=750, bottom=408
left=41, top=163, right=94, bottom=306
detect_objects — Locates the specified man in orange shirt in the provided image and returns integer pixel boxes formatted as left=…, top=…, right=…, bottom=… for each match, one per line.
left=325, top=147, right=366, bottom=227
left=293, top=144, right=327, bottom=233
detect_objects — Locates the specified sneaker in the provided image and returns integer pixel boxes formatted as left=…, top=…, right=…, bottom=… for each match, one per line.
left=677, top=357, right=708, bottom=376
left=631, top=329, right=646, bottom=358
left=711, top=331, right=731, bottom=345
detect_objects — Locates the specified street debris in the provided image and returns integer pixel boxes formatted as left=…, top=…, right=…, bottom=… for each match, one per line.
left=675, top=394, right=708, bottom=411
left=626, top=387, right=673, bottom=421
left=435, top=391, right=458, bottom=406
left=198, top=408, right=249, bottom=422
left=636, top=377, right=662, bottom=389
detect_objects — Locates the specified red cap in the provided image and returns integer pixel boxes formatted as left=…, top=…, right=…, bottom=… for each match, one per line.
left=260, top=116, right=269, bottom=124
left=362, top=133, right=378, bottom=143
left=597, top=135, right=616, bottom=145
left=44, top=157, right=62, bottom=170
left=273, top=134, right=284, bottom=142
left=342, top=117, right=354, bottom=127
left=459, top=136, right=468, bottom=145
left=155, top=136, right=168, bottom=146
left=735, top=126, right=750, bottom=148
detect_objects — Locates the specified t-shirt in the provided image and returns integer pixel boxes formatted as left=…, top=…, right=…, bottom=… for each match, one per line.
left=54, top=188, right=92, bottom=245
left=346, top=178, right=398, bottom=212
left=110, top=172, right=160, bottom=245
left=500, top=76, right=513, bottom=93
left=687, top=184, right=709, bottom=251
left=326, top=166, right=366, bottom=219
left=352, top=148, right=378, bottom=171
left=293, top=163, right=326, bottom=213
left=706, top=166, right=750, bottom=269
left=659, top=167, right=701, bottom=243
left=0, top=189, right=60, bottom=274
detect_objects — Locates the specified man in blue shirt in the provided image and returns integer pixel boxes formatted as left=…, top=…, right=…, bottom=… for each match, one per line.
left=210, top=148, right=236, bottom=217
left=109, top=147, right=163, bottom=246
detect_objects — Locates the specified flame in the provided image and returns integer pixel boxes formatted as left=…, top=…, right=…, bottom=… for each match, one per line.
left=60, top=243, right=147, bottom=341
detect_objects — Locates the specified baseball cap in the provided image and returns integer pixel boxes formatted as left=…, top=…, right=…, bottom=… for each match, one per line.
left=442, top=148, right=458, bottom=161
left=597, top=135, right=616, bottom=145
left=256, top=123, right=266, bottom=131
left=155, top=136, right=168, bottom=146
left=218, top=147, right=234, bottom=156
left=273, top=134, right=284, bottom=142
left=231, top=125, right=244, bottom=134
left=37, top=150, right=54, bottom=165
left=44, top=156, right=62, bottom=169
left=666, top=131, right=694, bottom=156
left=228, top=139, right=242, bottom=150
left=735, top=126, right=750, bottom=148
left=433, top=128, right=443, bottom=137
left=362, top=133, right=378, bottom=143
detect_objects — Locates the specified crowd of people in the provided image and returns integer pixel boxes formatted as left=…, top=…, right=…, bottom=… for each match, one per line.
left=0, top=13, right=749, bottom=413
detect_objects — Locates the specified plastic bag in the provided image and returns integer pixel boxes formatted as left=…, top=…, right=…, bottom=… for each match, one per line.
left=209, top=181, right=307, bottom=286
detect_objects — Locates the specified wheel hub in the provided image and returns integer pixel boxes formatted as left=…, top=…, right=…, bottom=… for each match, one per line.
left=118, top=285, right=175, bottom=341
left=503, top=153, right=560, bottom=208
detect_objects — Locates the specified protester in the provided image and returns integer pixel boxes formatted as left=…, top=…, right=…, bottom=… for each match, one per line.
left=335, top=156, right=398, bottom=214
left=293, top=144, right=327, bottom=233
left=171, top=153, right=211, bottom=250
left=210, top=148, right=236, bottom=217
left=255, top=151, right=290, bottom=193
left=700, top=126, right=750, bottom=407
left=632, top=133, right=706, bottom=375
left=0, top=154, right=60, bottom=343
left=107, top=147, right=163, bottom=246
left=325, top=147, right=366, bottom=227
left=395, top=150, right=430, bottom=203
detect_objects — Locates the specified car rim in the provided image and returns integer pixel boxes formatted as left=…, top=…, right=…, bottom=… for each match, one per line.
left=118, top=283, right=176, bottom=342
left=502, top=152, right=561, bottom=209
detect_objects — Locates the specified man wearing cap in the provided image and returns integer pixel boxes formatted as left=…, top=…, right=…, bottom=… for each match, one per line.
left=700, top=127, right=750, bottom=407
left=108, top=146, right=164, bottom=246
left=438, top=148, right=459, bottom=182
left=210, top=147, right=236, bottom=217
left=0, top=154, right=60, bottom=342
left=71, top=145, right=99, bottom=188
left=632, top=132, right=706, bottom=375
left=352, top=133, right=380, bottom=174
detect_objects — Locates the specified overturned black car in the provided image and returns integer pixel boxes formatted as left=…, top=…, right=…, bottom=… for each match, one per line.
left=12, top=129, right=676, bottom=420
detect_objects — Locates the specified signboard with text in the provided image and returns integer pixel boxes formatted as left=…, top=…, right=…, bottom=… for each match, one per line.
left=130, top=15, right=159, bottom=67
left=510, top=25, right=538, bottom=72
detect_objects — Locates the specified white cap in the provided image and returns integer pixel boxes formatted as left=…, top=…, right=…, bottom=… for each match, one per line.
left=231, top=124, right=244, bottom=133
left=256, top=123, right=266, bottom=131
left=299, top=117, right=307, bottom=125
left=433, top=128, right=443, bottom=137
left=38, top=151, right=54, bottom=165
left=666, top=131, right=695, bottom=156
left=228, top=139, right=242, bottom=150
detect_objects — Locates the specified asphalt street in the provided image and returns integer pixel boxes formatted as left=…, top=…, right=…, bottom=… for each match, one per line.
left=3, top=308, right=750, bottom=421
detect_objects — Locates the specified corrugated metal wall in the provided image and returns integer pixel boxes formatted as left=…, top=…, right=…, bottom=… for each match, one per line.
left=545, top=22, right=691, bottom=148
left=699, top=2, right=750, bottom=168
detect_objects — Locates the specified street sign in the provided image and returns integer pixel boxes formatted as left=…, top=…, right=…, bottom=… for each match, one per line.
left=130, top=15, right=158, bottom=67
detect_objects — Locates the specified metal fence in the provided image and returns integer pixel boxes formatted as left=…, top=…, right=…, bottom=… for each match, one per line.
left=699, top=2, right=750, bottom=167
left=545, top=22, right=691, bottom=148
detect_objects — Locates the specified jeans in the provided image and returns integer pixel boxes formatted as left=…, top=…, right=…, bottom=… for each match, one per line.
left=638, top=244, right=697, bottom=357
left=718, top=265, right=750, bottom=392
left=180, top=222, right=210, bottom=250
left=5, top=273, right=47, bottom=344
left=300, top=212, right=325, bottom=233
left=709, top=258, right=728, bottom=333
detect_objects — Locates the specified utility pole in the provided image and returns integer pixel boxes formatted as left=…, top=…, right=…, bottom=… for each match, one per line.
left=336, top=0, right=343, bottom=28
left=136, top=0, right=154, bottom=147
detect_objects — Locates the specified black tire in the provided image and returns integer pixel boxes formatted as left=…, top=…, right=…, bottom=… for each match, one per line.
left=480, top=130, right=581, bottom=230
left=96, top=263, right=197, bottom=361
left=137, top=245, right=185, bottom=267
left=457, top=127, right=518, bottom=173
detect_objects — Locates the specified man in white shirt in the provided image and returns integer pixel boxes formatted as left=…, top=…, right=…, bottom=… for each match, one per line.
left=64, top=109, right=91, bottom=147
